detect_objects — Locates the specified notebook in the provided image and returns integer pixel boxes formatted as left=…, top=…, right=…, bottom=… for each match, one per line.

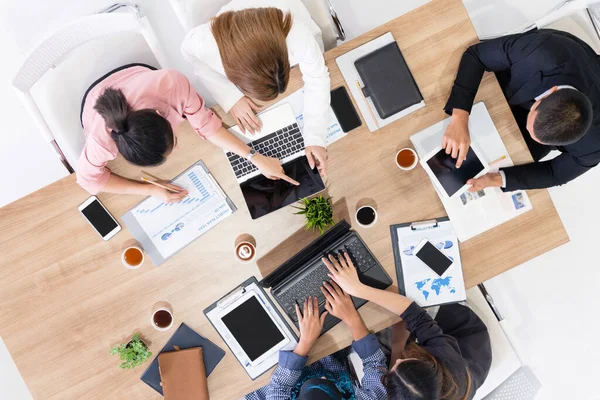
left=140, top=323, right=225, bottom=396
left=159, top=347, right=209, bottom=400
left=354, top=42, right=423, bottom=119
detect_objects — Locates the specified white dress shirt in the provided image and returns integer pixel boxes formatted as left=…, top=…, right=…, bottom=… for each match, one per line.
left=181, top=0, right=330, bottom=148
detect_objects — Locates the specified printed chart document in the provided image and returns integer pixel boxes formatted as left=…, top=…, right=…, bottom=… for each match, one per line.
left=263, top=88, right=346, bottom=145
left=122, top=161, right=236, bottom=265
left=391, top=219, right=466, bottom=307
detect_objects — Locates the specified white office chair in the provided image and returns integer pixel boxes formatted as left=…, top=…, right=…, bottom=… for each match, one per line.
left=168, top=0, right=345, bottom=51
left=12, top=3, right=169, bottom=173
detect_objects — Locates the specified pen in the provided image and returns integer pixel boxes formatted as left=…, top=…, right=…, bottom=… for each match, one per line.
left=488, top=155, right=507, bottom=166
left=355, top=81, right=380, bottom=129
left=140, top=176, right=180, bottom=193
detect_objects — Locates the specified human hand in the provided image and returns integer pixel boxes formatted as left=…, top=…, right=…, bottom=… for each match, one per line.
left=442, top=109, right=471, bottom=168
left=322, top=252, right=365, bottom=297
left=251, top=154, right=299, bottom=185
left=305, top=146, right=328, bottom=177
left=149, top=182, right=188, bottom=203
left=294, top=296, right=328, bottom=357
left=321, top=281, right=359, bottom=323
left=230, top=97, right=262, bottom=134
left=467, top=172, right=502, bottom=192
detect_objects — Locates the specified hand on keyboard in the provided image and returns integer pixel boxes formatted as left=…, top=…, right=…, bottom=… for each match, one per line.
left=252, top=154, right=300, bottom=185
left=322, top=252, right=365, bottom=297
left=293, top=296, right=328, bottom=357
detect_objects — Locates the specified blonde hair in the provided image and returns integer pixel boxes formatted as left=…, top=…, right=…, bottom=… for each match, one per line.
left=211, top=8, right=293, bottom=101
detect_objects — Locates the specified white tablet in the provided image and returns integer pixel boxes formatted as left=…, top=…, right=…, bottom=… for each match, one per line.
left=421, top=144, right=490, bottom=199
left=217, top=291, right=290, bottom=367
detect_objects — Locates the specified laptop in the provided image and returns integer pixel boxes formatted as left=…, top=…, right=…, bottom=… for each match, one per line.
left=261, top=220, right=392, bottom=333
left=225, top=104, right=325, bottom=219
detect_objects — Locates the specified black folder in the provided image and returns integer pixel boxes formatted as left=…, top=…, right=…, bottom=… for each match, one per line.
left=355, top=42, right=423, bottom=119
left=140, top=322, right=225, bottom=396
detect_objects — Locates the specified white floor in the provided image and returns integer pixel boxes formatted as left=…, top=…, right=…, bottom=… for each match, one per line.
left=2, top=1, right=600, bottom=399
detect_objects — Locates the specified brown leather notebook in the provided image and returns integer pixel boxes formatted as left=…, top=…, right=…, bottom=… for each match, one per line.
left=158, top=347, right=209, bottom=400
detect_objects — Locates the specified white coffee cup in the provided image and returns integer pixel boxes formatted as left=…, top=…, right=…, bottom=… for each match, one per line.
left=234, top=234, right=257, bottom=264
left=151, top=301, right=174, bottom=331
left=355, top=206, right=378, bottom=228
left=395, top=148, right=419, bottom=171
left=121, top=246, right=144, bottom=269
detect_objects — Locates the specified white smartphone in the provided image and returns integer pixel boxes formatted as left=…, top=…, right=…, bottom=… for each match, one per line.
left=78, top=196, right=121, bottom=241
left=414, top=239, right=453, bottom=276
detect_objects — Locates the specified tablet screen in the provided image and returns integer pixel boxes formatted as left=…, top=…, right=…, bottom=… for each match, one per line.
left=221, top=295, right=285, bottom=361
left=426, top=147, right=485, bottom=197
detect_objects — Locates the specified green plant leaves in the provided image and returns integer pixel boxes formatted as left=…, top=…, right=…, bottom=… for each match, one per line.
left=294, top=196, right=334, bottom=234
left=110, top=333, right=152, bottom=369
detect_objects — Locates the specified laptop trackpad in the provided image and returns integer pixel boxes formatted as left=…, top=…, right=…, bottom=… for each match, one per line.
left=240, top=156, right=325, bottom=219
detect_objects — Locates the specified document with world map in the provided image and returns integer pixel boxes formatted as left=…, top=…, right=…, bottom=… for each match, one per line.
left=391, top=218, right=466, bottom=307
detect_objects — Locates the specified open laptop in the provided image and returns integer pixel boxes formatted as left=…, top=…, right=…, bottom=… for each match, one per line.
left=261, top=220, right=392, bottom=333
left=225, top=104, right=325, bottom=219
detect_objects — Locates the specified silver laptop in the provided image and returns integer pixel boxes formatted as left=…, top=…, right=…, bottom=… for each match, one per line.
left=225, top=103, right=305, bottom=183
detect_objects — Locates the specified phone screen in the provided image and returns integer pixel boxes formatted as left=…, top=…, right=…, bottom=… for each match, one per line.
left=415, top=241, right=453, bottom=276
left=330, top=86, right=362, bottom=132
left=81, top=199, right=118, bottom=237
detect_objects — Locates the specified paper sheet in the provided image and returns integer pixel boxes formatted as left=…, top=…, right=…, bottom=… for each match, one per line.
left=264, top=88, right=346, bottom=145
left=131, top=164, right=233, bottom=259
left=395, top=222, right=466, bottom=307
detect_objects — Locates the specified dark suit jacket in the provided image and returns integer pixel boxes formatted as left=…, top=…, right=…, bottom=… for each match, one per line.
left=444, top=29, right=600, bottom=191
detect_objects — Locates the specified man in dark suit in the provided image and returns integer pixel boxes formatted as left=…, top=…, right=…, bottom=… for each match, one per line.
left=442, top=29, right=599, bottom=191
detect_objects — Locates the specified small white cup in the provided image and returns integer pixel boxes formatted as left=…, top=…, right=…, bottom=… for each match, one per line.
left=151, top=301, right=174, bottom=331
left=121, top=246, right=144, bottom=269
left=355, top=206, right=378, bottom=228
left=395, top=148, right=419, bottom=171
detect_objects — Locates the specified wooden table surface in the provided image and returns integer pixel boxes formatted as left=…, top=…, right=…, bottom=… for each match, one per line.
left=0, top=0, right=568, bottom=399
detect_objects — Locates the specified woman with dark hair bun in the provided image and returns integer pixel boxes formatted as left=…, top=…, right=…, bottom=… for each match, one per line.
left=78, top=65, right=297, bottom=202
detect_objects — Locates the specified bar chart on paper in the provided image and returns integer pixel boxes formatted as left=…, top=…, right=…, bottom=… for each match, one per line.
left=129, top=163, right=235, bottom=260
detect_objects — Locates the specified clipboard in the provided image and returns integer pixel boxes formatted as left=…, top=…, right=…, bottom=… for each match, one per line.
left=122, top=160, right=236, bottom=266
left=390, top=217, right=466, bottom=307
left=203, top=276, right=298, bottom=380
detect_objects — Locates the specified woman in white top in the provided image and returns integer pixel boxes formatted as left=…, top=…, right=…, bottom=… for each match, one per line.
left=181, top=0, right=330, bottom=176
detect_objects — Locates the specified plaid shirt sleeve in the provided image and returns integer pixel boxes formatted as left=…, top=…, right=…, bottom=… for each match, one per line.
left=266, top=350, right=307, bottom=399
left=352, top=334, right=388, bottom=400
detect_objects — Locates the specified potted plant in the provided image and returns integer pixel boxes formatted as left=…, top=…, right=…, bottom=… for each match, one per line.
left=110, top=333, right=152, bottom=369
left=294, top=196, right=335, bottom=234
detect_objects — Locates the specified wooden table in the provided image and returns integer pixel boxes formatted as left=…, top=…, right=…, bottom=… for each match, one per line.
left=0, top=1, right=568, bottom=399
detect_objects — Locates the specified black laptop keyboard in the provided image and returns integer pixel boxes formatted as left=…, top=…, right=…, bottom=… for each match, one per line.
left=276, top=237, right=377, bottom=321
left=226, top=122, right=304, bottom=179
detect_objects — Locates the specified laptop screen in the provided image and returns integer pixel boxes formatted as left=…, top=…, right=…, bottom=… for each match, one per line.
left=240, top=156, right=325, bottom=219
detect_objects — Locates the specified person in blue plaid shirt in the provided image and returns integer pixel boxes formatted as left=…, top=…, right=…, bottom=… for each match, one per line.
left=246, top=279, right=388, bottom=400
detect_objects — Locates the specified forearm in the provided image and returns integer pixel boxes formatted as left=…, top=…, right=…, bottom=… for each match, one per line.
left=206, top=127, right=251, bottom=157
left=345, top=314, right=369, bottom=342
left=103, top=174, right=154, bottom=196
left=357, top=285, right=413, bottom=317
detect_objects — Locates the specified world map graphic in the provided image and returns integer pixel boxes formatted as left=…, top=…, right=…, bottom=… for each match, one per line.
left=414, top=277, right=456, bottom=300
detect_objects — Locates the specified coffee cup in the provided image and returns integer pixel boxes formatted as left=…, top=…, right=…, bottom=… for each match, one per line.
left=396, top=148, right=419, bottom=171
left=355, top=206, right=378, bottom=228
left=121, top=246, right=144, bottom=269
left=234, top=234, right=257, bottom=264
left=151, top=301, right=174, bottom=331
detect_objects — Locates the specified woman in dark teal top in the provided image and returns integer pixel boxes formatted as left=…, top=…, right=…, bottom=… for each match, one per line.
left=323, top=253, right=492, bottom=400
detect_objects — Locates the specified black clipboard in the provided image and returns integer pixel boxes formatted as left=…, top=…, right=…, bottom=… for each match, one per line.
left=203, top=276, right=298, bottom=380
left=390, top=217, right=451, bottom=298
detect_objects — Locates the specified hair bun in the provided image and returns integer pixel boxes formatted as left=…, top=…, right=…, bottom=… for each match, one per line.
left=112, top=129, right=127, bottom=136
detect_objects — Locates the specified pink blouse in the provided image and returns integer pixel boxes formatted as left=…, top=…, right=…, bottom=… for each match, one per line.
left=77, top=67, right=222, bottom=194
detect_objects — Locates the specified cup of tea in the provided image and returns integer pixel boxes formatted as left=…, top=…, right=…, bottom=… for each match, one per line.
left=356, top=206, right=378, bottom=228
left=396, top=148, right=419, bottom=170
left=122, top=246, right=144, bottom=269
left=234, top=234, right=256, bottom=264
left=151, top=301, right=174, bottom=331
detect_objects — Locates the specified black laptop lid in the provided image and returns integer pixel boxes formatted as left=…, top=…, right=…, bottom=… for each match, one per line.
left=241, top=156, right=325, bottom=220
left=261, top=220, right=351, bottom=289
